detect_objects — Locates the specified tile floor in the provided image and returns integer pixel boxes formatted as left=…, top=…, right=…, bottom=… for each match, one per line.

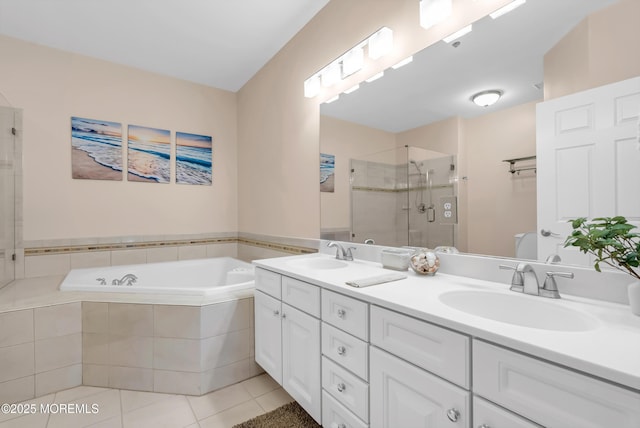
left=0, top=374, right=294, bottom=428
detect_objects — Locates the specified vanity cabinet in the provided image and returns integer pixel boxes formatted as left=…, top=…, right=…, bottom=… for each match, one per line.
left=254, top=268, right=321, bottom=423
left=473, top=340, right=640, bottom=428
left=370, top=305, right=471, bottom=428
left=321, top=289, right=370, bottom=427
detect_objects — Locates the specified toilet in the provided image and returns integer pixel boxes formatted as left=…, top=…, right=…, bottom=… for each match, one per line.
left=514, top=232, right=537, bottom=260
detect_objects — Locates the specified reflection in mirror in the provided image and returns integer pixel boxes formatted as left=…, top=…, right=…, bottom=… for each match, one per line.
left=319, top=0, right=621, bottom=262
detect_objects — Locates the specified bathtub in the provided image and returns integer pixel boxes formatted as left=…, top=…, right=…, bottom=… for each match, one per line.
left=59, top=257, right=255, bottom=296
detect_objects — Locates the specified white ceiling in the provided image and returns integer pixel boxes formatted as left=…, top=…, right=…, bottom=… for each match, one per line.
left=321, top=0, right=618, bottom=133
left=0, top=0, right=329, bottom=92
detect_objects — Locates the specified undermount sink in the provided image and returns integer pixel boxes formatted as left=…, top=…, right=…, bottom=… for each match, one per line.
left=439, top=290, right=600, bottom=332
left=288, top=257, right=348, bottom=270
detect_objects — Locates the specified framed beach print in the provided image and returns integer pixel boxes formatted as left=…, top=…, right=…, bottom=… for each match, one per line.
left=127, top=125, right=171, bottom=183
left=320, top=153, right=335, bottom=192
left=71, top=117, right=123, bottom=181
left=176, top=132, right=212, bottom=185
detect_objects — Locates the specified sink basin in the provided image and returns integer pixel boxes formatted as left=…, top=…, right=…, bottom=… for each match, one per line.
left=288, top=257, right=349, bottom=270
left=439, top=290, right=599, bottom=332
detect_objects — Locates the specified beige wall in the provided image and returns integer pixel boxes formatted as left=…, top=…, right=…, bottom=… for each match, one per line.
left=237, top=0, right=511, bottom=239
left=544, top=0, right=640, bottom=100
left=0, top=35, right=238, bottom=241
left=319, top=115, right=395, bottom=230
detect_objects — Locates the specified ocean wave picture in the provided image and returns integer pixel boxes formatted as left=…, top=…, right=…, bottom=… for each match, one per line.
left=320, top=153, right=335, bottom=192
left=176, top=132, right=212, bottom=185
left=71, top=117, right=123, bottom=181
left=127, top=125, right=171, bottom=183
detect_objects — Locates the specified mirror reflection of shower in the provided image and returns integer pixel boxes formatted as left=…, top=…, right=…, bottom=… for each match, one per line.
left=349, top=145, right=456, bottom=249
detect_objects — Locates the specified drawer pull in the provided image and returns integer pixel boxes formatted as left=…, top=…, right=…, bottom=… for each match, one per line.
left=337, top=309, right=346, bottom=318
left=446, top=408, right=460, bottom=422
left=336, top=382, right=346, bottom=393
left=337, top=346, right=347, bottom=356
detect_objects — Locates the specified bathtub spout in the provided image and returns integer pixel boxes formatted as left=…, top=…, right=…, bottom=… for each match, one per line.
left=112, top=274, right=138, bottom=286
left=96, top=278, right=106, bottom=285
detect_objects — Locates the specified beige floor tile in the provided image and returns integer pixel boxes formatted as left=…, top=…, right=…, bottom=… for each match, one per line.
left=119, top=390, right=176, bottom=414
left=198, top=400, right=264, bottom=428
left=86, top=415, right=123, bottom=428
left=47, top=389, right=121, bottom=428
left=122, top=395, right=196, bottom=428
left=255, top=388, right=294, bottom=413
left=239, top=374, right=279, bottom=398
left=187, top=383, right=252, bottom=421
left=0, top=413, right=49, bottom=428
left=52, top=386, right=109, bottom=403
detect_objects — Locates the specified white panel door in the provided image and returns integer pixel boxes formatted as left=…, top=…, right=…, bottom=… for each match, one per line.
left=370, top=346, right=470, bottom=428
left=282, top=303, right=321, bottom=423
left=537, top=76, right=640, bottom=264
left=254, top=290, right=283, bottom=384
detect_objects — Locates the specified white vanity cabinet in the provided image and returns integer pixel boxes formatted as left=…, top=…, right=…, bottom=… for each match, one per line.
left=253, top=268, right=321, bottom=423
left=369, top=305, right=471, bottom=428
left=473, top=340, right=640, bottom=428
left=321, top=289, right=370, bottom=428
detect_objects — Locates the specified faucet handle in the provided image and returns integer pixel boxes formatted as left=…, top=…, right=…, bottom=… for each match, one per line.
left=499, top=264, right=524, bottom=288
left=542, top=271, right=574, bottom=299
left=345, top=246, right=356, bottom=261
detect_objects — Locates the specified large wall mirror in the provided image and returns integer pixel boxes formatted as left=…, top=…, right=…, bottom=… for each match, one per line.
left=319, top=0, right=626, bottom=262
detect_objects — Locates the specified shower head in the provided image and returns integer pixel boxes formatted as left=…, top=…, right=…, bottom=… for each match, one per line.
left=409, top=160, right=422, bottom=173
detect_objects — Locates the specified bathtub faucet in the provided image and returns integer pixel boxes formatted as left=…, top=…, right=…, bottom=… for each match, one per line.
left=96, top=278, right=106, bottom=285
left=112, top=274, right=138, bottom=286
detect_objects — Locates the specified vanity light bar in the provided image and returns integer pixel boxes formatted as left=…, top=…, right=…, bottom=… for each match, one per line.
left=489, top=0, right=526, bottom=19
left=419, top=0, right=453, bottom=30
left=442, top=25, right=472, bottom=43
left=303, top=27, right=394, bottom=98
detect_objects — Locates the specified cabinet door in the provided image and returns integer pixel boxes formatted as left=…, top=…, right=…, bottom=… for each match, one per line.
left=254, top=290, right=282, bottom=384
left=282, top=303, right=321, bottom=423
left=370, top=346, right=470, bottom=428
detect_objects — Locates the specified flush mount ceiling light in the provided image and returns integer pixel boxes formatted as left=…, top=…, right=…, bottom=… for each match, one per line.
left=490, top=0, right=526, bottom=19
left=419, top=0, right=452, bottom=30
left=471, top=90, right=503, bottom=107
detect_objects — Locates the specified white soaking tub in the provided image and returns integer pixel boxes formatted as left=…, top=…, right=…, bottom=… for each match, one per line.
left=59, top=257, right=254, bottom=296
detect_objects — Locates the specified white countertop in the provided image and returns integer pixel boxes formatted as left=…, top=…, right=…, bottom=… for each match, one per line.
left=253, top=253, right=640, bottom=392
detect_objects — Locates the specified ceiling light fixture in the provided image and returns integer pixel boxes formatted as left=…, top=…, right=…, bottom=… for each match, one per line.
left=471, top=90, right=503, bottom=107
left=489, top=0, right=526, bottom=19
left=303, top=27, right=394, bottom=98
left=419, top=0, right=452, bottom=30
left=442, top=25, right=472, bottom=43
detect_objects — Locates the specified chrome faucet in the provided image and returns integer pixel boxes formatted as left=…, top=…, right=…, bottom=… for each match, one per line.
left=500, top=263, right=574, bottom=298
left=112, top=274, right=138, bottom=286
left=545, top=254, right=561, bottom=264
left=327, top=241, right=356, bottom=261
left=96, top=278, right=106, bottom=285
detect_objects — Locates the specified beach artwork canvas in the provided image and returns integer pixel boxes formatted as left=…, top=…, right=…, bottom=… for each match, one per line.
left=320, top=153, right=335, bottom=192
left=176, top=132, right=212, bottom=185
left=71, top=117, right=123, bottom=181
left=127, top=125, right=171, bottom=183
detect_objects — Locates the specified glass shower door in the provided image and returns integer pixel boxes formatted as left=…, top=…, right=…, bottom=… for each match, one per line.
left=0, top=106, right=16, bottom=286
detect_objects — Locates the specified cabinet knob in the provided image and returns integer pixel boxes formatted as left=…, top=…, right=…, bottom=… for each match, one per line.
left=281, top=313, right=287, bottom=319
left=337, top=346, right=346, bottom=356
left=273, top=310, right=279, bottom=316
left=446, top=408, right=460, bottom=422
left=337, top=309, right=346, bottom=319
left=337, top=382, right=346, bottom=392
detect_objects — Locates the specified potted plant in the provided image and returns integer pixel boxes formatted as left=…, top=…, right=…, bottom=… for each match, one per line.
left=565, top=216, right=640, bottom=315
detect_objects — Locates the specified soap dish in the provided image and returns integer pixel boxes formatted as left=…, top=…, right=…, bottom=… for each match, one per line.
left=381, top=249, right=412, bottom=271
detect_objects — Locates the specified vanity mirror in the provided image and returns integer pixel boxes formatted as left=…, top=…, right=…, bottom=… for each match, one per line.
left=319, top=0, right=627, bottom=262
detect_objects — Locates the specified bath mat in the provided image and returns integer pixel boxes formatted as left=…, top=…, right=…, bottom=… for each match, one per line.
left=233, top=401, right=321, bottom=428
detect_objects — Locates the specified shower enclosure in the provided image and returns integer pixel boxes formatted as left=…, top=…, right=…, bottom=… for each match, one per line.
left=350, top=145, right=457, bottom=248
left=0, top=106, right=19, bottom=287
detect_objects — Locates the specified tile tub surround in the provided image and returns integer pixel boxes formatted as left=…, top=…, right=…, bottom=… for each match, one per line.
left=17, top=232, right=318, bottom=279
left=82, top=299, right=261, bottom=396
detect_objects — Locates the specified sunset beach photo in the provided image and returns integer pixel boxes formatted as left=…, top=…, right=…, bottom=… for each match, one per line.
left=127, top=125, right=171, bottom=183
left=71, top=116, right=123, bottom=180
left=176, top=132, right=212, bottom=185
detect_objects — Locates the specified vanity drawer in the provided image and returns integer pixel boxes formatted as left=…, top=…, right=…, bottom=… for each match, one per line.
left=474, top=397, right=541, bottom=428
left=370, top=305, right=469, bottom=388
left=281, top=276, right=320, bottom=317
left=473, top=340, right=640, bottom=428
left=322, top=391, right=368, bottom=428
left=322, top=290, right=368, bottom=340
left=255, top=268, right=281, bottom=299
left=322, top=356, right=369, bottom=423
left=322, top=322, right=368, bottom=380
